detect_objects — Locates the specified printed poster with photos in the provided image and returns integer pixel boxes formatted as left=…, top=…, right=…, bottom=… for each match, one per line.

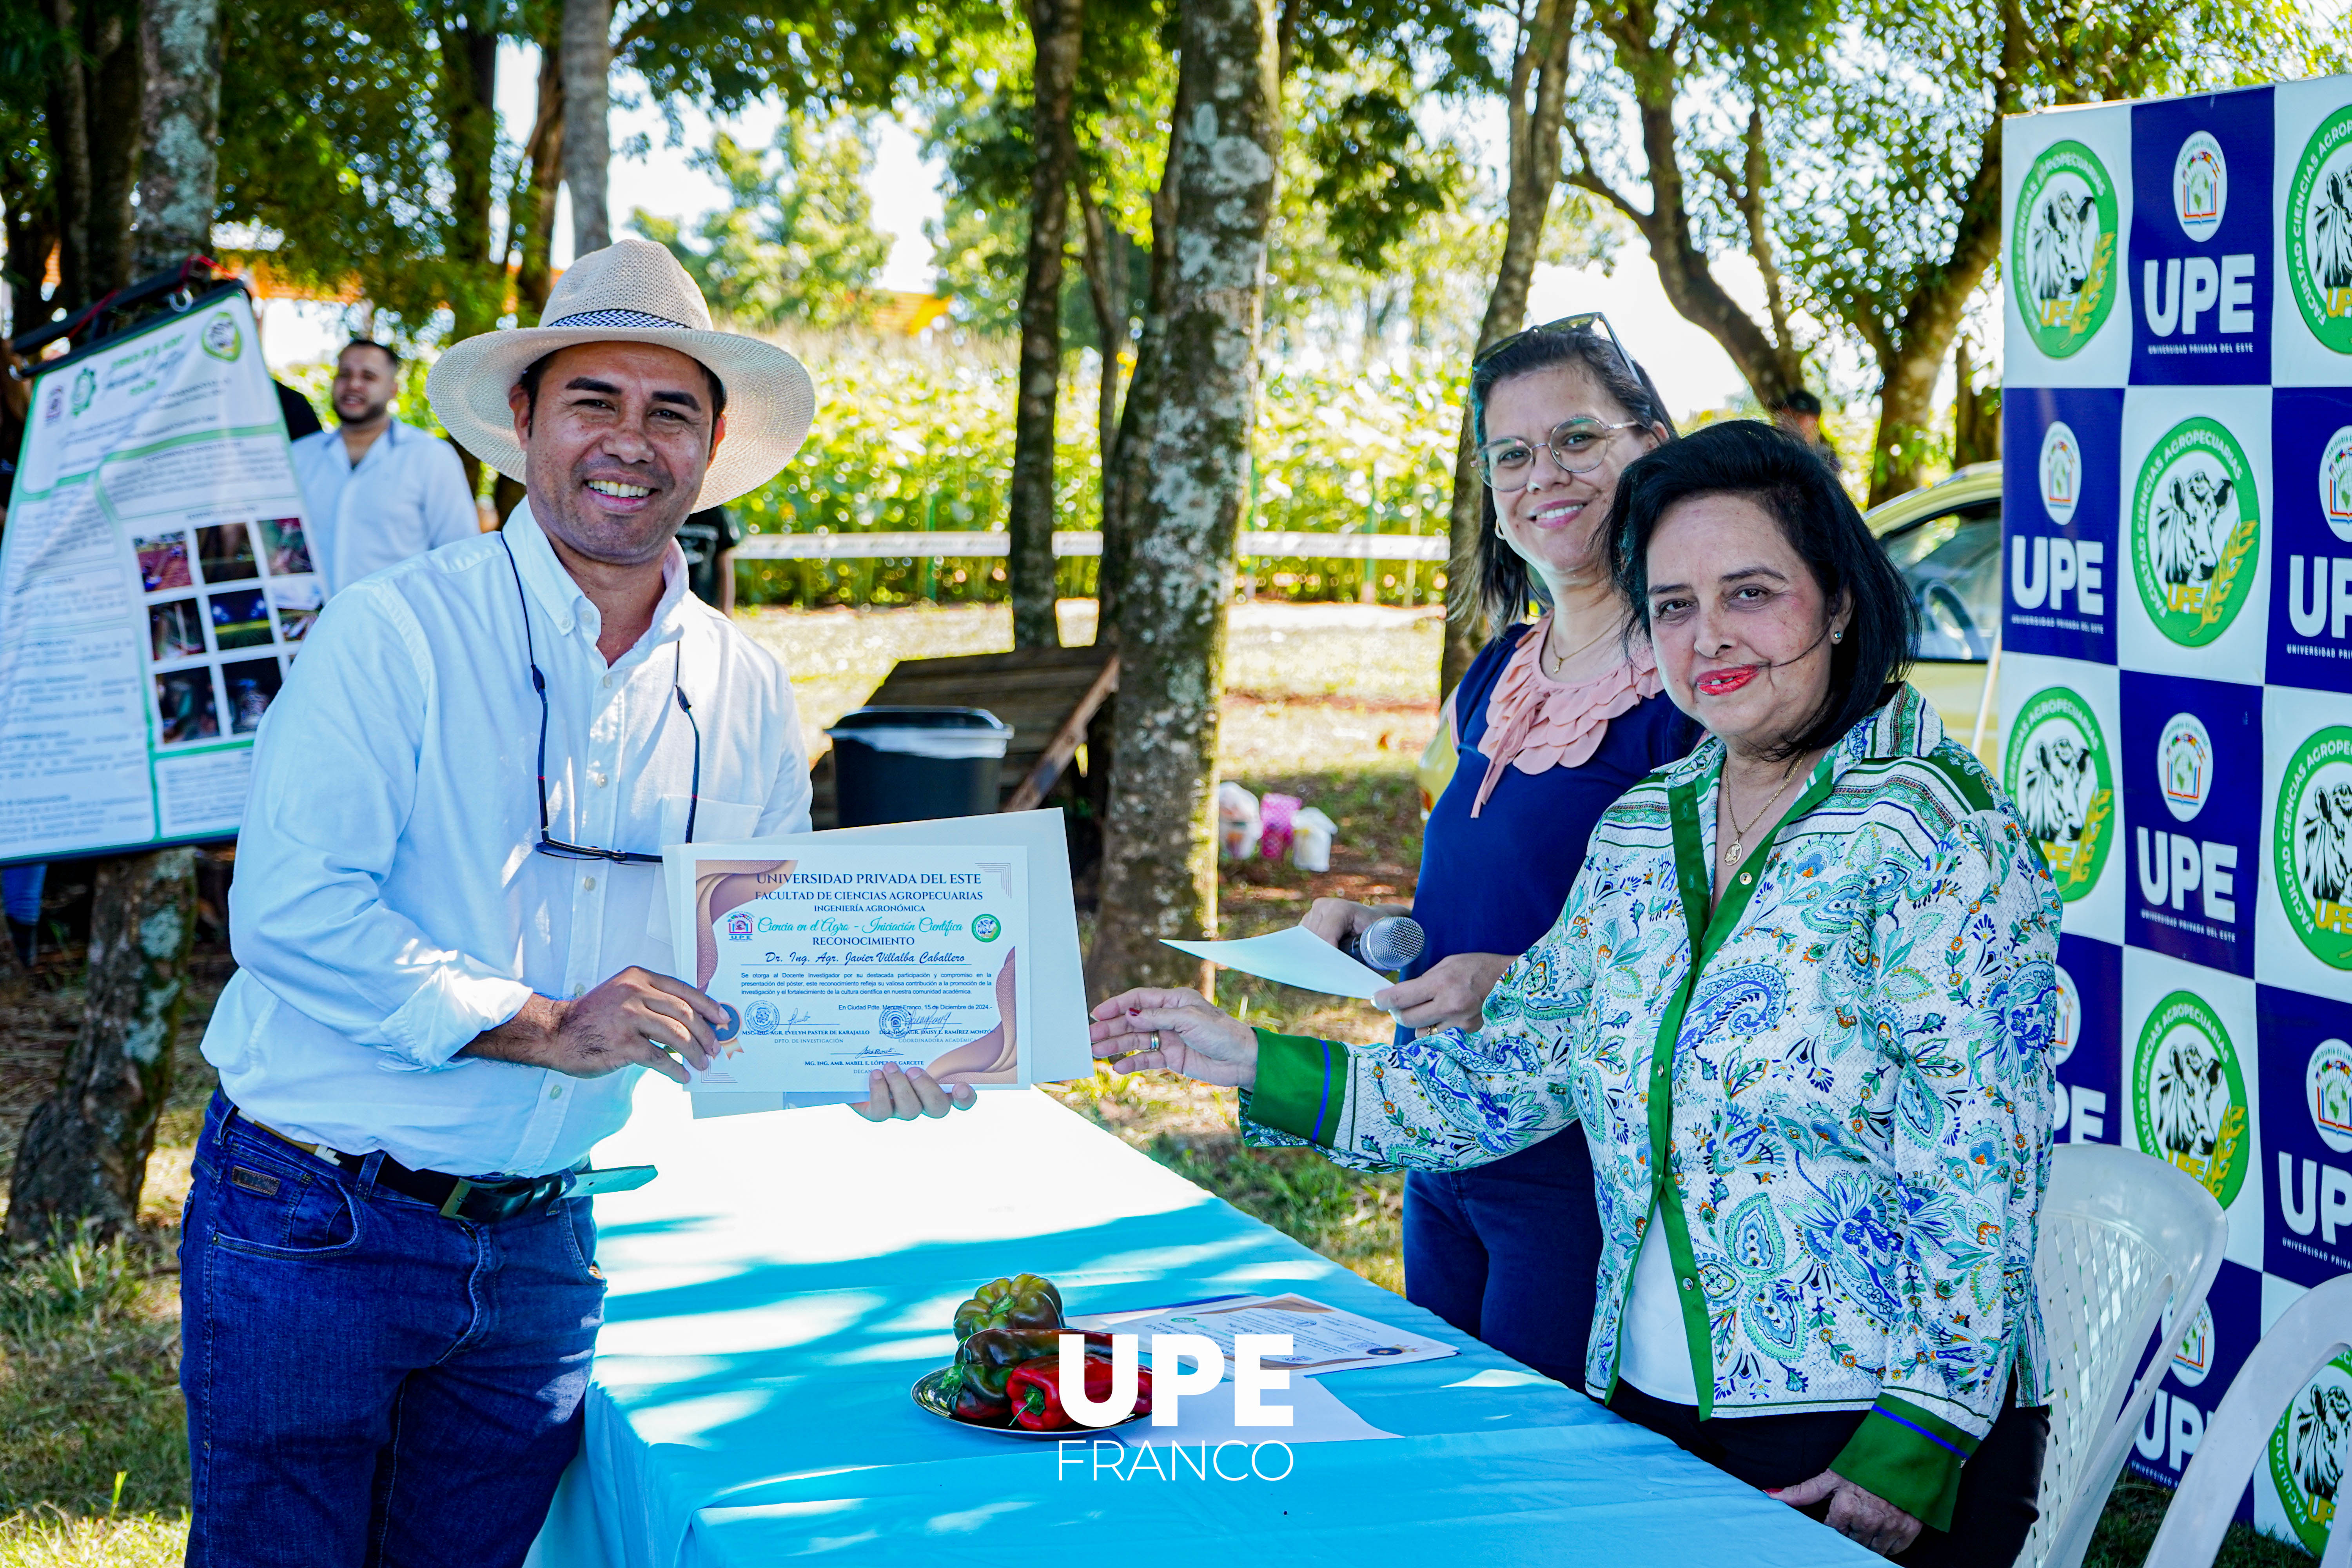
left=2004, top=76, right=2352, bottom=1553
left=0, top=285, right=318, bottom=860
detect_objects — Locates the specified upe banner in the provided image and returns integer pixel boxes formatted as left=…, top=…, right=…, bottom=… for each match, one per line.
left=2005, top=77, right=2352, bottom=1554
left=0, top=285, right=316, bottom=863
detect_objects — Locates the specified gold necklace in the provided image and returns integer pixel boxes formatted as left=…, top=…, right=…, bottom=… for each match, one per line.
left=1719, top=760, right=1806, bottom=867
left=1540, top=617, right=1615, bottom=679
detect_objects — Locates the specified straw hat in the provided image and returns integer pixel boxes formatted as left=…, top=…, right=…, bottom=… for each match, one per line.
left=425, top=237, right=816, bottom=508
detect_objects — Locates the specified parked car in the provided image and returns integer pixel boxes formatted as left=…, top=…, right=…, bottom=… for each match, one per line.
left=1865, top=460, right=2002, bottom=765
left=1416, top=460, right=2007, bottom=815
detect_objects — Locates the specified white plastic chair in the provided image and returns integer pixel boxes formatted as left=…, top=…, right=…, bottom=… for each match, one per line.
left=2020, top=1143, right=2228, bottom=1568
left=2143, top=1273, right=2352, bottom=1568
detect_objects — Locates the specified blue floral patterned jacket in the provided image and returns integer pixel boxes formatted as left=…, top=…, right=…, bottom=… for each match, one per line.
left=1242, top=687, right=2061, bottom=1529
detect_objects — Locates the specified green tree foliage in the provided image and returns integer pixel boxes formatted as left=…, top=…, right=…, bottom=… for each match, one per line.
left=630, top=118, right=893, bottom=329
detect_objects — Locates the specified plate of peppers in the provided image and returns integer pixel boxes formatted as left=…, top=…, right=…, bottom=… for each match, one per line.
left=912, top=1273, right=1155, bottom=1437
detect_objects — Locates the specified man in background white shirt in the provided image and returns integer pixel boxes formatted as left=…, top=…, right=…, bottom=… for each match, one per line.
left=287, top=338, right=480, bottom=593
left=181, top=241, right=974, bottom=1568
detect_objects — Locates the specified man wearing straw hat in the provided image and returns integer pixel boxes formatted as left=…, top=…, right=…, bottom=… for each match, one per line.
left=180, top=239, right=976, bottom=1567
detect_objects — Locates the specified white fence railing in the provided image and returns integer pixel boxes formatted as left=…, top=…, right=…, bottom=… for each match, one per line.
left=733, top=530, right=1450, bottom=563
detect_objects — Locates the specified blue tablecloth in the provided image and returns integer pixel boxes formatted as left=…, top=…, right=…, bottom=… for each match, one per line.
left=526, top=1080, right=1868, bottom=1568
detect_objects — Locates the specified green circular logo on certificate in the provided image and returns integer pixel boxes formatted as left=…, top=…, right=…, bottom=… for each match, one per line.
left=2131, top=417, right=2261, bottom=647
left=2004, top=686, right=2114, bottom=901
left=2013, top=140, right=2120, bottom=358
left=2270, top=1351, right=2352, bottom=1553
left=972, top=914, right=1002, bottom=942
left=2131, top=991, right=2249, bottom=1209
left=2288, top=106, right=2352, bottom=354
left=2276, top=725, right=2352, bottom=971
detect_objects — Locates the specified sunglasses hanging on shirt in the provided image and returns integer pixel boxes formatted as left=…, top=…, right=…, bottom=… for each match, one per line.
left=499, top=533, right=700, bottom=864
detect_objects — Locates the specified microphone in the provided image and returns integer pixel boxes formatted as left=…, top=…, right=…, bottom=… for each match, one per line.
left=1347, top=915, right=1426, bottom=974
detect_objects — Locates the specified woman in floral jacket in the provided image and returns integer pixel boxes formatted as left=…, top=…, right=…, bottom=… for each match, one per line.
left=1091, top=421, right=2062, bottom=1564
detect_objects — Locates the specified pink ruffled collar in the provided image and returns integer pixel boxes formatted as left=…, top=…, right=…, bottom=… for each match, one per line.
left=1470, top=613, right=1661, bottom=817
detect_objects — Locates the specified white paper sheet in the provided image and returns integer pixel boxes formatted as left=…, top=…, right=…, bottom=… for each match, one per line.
left=1160, top=924, right=1391, bottom=1001
left=1108, top=1367, right=1398, bottom=1446
left=1071, top=1293, right=1456, bottom=1376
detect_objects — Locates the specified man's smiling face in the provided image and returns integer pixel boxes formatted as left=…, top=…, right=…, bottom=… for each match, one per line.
left=509, top=341, right=726, bottom=567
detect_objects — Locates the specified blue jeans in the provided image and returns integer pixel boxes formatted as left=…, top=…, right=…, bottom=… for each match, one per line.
left=1402, top=1128, right=1601, bottom=1389
left=180, top=1094, right=604, bottom=1568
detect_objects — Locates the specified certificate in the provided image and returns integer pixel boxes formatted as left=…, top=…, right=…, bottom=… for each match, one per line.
left=667, top=842, right=1034, bottom=1093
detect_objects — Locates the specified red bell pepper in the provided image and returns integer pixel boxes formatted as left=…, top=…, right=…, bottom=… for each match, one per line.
left=1005, top=1348, right=1154, bottom=1431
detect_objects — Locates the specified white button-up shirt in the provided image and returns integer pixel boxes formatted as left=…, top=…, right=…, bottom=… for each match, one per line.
left=289, top=417, right=482, bottom=594
left=204, top=503, right=811, bottom=1177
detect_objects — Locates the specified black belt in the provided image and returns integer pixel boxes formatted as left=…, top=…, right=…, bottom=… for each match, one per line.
left=235, top=1109, right=577, bottom=1224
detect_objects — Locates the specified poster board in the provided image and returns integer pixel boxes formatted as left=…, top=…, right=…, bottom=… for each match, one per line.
left=2004, top=77, right=2352, bottom=1553
left=0, top=285, right=316, bottom=862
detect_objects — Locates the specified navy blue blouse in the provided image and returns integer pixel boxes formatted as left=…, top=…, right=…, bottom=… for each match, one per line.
left=1402, top=623, right=1699, bottom=1031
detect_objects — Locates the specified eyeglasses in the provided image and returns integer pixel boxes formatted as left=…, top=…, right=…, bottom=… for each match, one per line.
left=1475, top=310, right=1639, bottom=379
left=501, top=535, right=699, bottom=865
left=1476, top=416, right=1650, bottom=492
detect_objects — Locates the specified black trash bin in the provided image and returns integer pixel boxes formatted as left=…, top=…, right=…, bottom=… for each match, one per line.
left=827, top=707, right=1013, bottom=827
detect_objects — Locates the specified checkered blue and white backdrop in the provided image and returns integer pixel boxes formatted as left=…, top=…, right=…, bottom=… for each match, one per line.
left=2002, top=75, right=2352, bottom=1553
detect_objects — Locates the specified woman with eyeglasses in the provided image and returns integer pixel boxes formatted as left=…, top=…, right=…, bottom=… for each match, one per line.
left=1299, top=318, right=1699, bottom=1389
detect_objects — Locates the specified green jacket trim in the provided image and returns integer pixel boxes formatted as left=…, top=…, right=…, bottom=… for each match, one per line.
left=1831, top=1396, right=1982, bottom=1533
left=1247, top=1028, right=1339, bottom=1145
left=1616, top=752, right=1838, bottom=1419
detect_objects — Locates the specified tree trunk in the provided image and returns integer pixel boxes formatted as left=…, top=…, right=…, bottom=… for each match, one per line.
left=1077, top=181, right=1125, bottom=515
left=83, top=0, right=144, bottom=299
left=1951, top=335, right=2000, bottom=469
left=5, top=848, right=197, bottom=1245
left=562, top=0, right=612, bottom=257
left=1855, top=0, right=2021, bottom=505
left=436, top=6, right=501, bottom=341
left=1096, top=57, right=1192, bottom=644
left=134, top=0, right=220, bottom=274
left=45, top=0, right=145, bottom=314
left=1439, top=0, right=1574, bottom=696
left=512, top=27, right=567, bottom=319
left=1007, top=0, right=1086, bottom=651
left=1084, top=0, right=1280, bottom=998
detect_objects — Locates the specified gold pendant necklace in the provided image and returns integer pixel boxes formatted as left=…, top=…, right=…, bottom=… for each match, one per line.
left=1540, top=617, right=1615, bottom=679
left=1720, top=763, right=1804, bottom=867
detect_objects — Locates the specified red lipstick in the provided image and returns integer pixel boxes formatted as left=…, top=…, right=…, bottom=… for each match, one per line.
left=1695, top=664, right=1760, bottom=696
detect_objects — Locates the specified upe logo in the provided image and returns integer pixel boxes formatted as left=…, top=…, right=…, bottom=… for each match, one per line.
left=2324, top=428, right=2352, bottom=545
left=42, top=385, right=62, bottom=423
left=2269, top=1355, right=2352, bottom=1555
left=2005, top=686, right=2114, bottom=902
left=2051, top=963, right=2080, bottom=1067
left=2289, top=105, right=2352, bottom=354
left=726, top=912, right=753, bottom=940
left=2174, top=132, right=2227, bottom=241
left=2276, top=725, right=2352, bottom=972
left=2040, top=421, right=2082, bottom=526
left=200, top=311, right=241, bottom=361
left=2158, top=713, right=2214, bottom=823
left=2131, top=417, right=2261, bottom=647
left=2014, top=140, right=2119, bottom=358
left=2169, top=1300, right=2216, bottom=1388
left=2131, top=990, right=2249, bottom=1208
left=972, top=913, right=1002, bottom=942
left=2308, top=1039, right=2352, bottom=1156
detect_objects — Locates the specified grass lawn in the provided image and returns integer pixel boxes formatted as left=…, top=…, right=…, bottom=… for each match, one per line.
left=0, top=601, right=2307, bottom=1564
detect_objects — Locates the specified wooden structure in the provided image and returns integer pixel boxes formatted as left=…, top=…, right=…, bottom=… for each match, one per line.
left=808, top=645, right=1119, bottom=830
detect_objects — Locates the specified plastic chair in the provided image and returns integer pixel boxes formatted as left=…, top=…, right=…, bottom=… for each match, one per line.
left=2020, top=1143, right=2228, bottom=1568
left=2143, top=1273, right=2352, bottom=1568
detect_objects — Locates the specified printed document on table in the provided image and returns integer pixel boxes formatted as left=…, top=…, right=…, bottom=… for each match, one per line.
left=1069, top=1294, right=1456, bottom=1376
left=664, top=842, right=1032, bottom=1094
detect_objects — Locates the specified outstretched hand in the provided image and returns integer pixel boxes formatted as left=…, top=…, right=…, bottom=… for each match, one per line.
left=464, top=967, right=729, bottom=1084
left=1769, top=1470, right=1922, bottom=1558
left=1089, top=989, right=1259, bottom=1089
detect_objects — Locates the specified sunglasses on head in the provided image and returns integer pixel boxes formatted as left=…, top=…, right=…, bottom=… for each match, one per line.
left=1474, top=311, right=1642, bottom=387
